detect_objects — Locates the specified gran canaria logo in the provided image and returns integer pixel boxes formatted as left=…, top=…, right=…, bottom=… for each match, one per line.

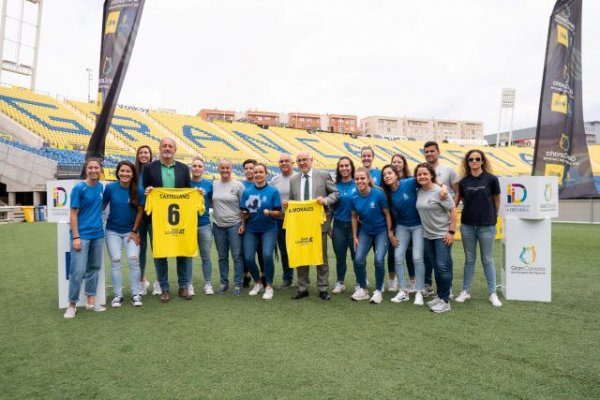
left=544, top=183, right=552, bottom=202
left=559, top=133, right=570, bottom=152
left=519, top=246, right=536, bottom=265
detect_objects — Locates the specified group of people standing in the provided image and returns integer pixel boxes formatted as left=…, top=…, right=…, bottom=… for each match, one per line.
left=64, top=137, right=503, bottom=319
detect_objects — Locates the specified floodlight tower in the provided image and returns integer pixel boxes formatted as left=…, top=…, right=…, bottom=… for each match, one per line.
left=496, top=88, right=516, bottom=147
left=0, top=0, right=43, bottom=89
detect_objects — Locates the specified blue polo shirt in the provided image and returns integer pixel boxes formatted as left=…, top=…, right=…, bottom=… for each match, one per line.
left=390, top=177, right=421, bottom=227
left=103, top=182, right=145, bottom=234
left=70, top=181, right=104, bottom=239
left=351, top=187, right=388, bottom=235
left=333, top=180, right=357, bottom=223
left=192, top=179, right=213, bottom=227
left=240, top=184, right=281, bottom=233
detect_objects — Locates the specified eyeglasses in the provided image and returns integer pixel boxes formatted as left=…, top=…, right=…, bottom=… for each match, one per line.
left=468, top=157, right=482, bottom=162
left=279, top=160, right=291, bottom=163
left=296, top=158, right=310, bottom=163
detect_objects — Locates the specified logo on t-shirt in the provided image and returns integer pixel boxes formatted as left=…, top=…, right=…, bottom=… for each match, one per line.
left=370, top=201, right=375, bottom=209
left=245, top=195, right=262, bottom=213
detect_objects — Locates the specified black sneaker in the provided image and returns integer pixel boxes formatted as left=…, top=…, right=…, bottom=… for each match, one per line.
left=111, top=296, right=123, bottom=308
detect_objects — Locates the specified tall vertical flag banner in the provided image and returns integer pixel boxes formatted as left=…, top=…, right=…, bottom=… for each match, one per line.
left=532, top=0, right=597, bottom=198
left=86, top=0, right=145, bottom=159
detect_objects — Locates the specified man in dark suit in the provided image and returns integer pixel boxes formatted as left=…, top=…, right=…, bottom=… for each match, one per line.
left=143, top=137, right=193, bottom=303
left=285, top=151, right=339, bottom=300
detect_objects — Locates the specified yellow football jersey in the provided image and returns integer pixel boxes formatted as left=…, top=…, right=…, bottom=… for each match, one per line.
left=283, top=199, right=326, bottom=267
left=145, top=188, right=205, bottom=258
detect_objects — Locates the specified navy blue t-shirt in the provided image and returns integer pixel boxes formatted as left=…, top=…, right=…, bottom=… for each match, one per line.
left=71, top=181, right=104, bottom=239
left=351, top=187, right=388, bottom=235
left=191, top=179, right=213, bottom=227
left=333, top=180, right=357, bottom=223
left=103, top=181, right=145, bottom=234
left=390, top=177, right=421, bottom=227
left=459, top=172, right=500, bottom=226
left=240, top=184, right=281, bottom=233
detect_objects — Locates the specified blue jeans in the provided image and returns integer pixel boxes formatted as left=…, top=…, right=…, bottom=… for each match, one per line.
left=243, top=228, right=277, bottom=285
left=68, top=237, right=103, bottom=303
left=394, top=224, right=425, bottom=291
left=425, top=241, right=453, bottom=286
left=332, top=220, right=355, bottom=283
left=154, top=256, right=191, bottom=291
left=460, top=224, right=497, bottom=294
left=187, top=224, right=213, bottom=285
left=353, top=230, right=388, bottom=291
left=276, top=219, right=293, bottom=283
left=138, top=218, right=151, bottom=279
left=105, top=230, right=141, bottom=297
left=213, top=222, right=243, bottom=287
left=423, top=238, right=453, bottom=302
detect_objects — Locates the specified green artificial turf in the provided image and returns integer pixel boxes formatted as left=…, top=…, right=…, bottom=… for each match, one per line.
left=0, top=222, right=599, bottom=399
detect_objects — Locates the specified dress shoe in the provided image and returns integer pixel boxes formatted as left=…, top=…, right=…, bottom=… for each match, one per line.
left=160, top=290, right=170, bottom=303
left=319, top=291, right=331, bottom=301
left=291, top=290, right=309, bottom=300
left=178, top=287, right=192, bottom=300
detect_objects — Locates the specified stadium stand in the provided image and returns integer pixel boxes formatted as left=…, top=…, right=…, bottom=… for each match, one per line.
left=0, top=86, right=122, bottom=151
left=148, top=110, right=261, bottom=167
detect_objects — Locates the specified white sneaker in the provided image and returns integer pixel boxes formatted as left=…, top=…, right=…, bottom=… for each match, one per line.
left=414, top=291, right=424, bottom=306
left=204, top=282, right=214, bottom=295
left=390, top=290, right=410, bottom=304
left=131, top=295, right=143, bottom=307
left=388, top=279, right=399, bottom=292
left=262, top=287, right=274, bottom=300
left=111, top=296, right=123, bottom=308
left=408, top=280, right=416, bottom=293
left=354, top=279, right=369, bottom=292
left=85, top=303, right=106, bottom=312
left=249, top=283, right=264, bottom=296
left=489, top=293, right=503, bottom=307
left=152, top=281, right=162, bottom=295
left=351, top=288, right=370, bottom=301
left=427, top=296, right=442, bottom=308
left=370, top=290, right=383, bottom=304
left=140, top=280, right=150, bottom=296
left=63, top=306, right=76, bottom=319
left=187, top=284, right=195, bottom=296
left=455, top=290, right=471, bottom=303
left=431, top=299, right=451, bottom=313
left=332, top=282, right=345, bottom=294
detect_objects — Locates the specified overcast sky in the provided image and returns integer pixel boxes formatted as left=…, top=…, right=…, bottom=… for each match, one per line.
left=4, top=0, right=599, bottom=134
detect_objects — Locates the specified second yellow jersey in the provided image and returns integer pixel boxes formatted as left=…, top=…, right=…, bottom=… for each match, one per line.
left=283, top=199, right=326, bottom=267
left=145, top=188, right=205, bottom=258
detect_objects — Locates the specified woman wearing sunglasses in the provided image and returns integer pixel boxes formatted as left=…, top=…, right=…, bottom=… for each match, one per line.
left=455, top=150, right=502, bottom=307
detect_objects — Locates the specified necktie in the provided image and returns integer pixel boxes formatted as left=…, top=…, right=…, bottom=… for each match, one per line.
left=303, top=174, right=310, bottom=200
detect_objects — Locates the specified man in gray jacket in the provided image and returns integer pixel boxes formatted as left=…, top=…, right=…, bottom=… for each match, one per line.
left=285, top=151, right=339, bottom=300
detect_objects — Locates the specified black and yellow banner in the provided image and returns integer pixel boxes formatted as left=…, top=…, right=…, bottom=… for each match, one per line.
left=532, top=0, right=597, bottom=198
left=86, top=0, right=145, bottom=159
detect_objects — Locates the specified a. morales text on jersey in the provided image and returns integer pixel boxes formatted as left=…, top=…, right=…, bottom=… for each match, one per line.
left=287, top=206, right=314, bottom=213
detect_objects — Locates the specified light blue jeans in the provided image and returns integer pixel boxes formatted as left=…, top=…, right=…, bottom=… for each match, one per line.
left=105, top=230, right=141, bottom=297
left=68, top=237, right=103, bottom=303
left=213, top=222, right=244, bottom=287
left=187, top=224, right=213, bottom=285
left=394, top=224, right=425, bottom=292
left=460, top=224, right=497, bottom=295
left=353, top=230, right=388, bottom=291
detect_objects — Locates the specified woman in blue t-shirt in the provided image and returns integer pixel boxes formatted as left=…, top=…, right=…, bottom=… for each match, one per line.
left=330, top=156, right=357, bottom=294
left=63, top=158, right=106, bottom=319
left=455, top=149, right=503, bottom=307
left=103, top=160, right=144, bottom=308
left=350, top=167, right=395, bottom=304
left=134, top=145, right=154, bottom=296
left=240, top=163, right=282, bottom=300
left=190, top=157, right=214, bottom=296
